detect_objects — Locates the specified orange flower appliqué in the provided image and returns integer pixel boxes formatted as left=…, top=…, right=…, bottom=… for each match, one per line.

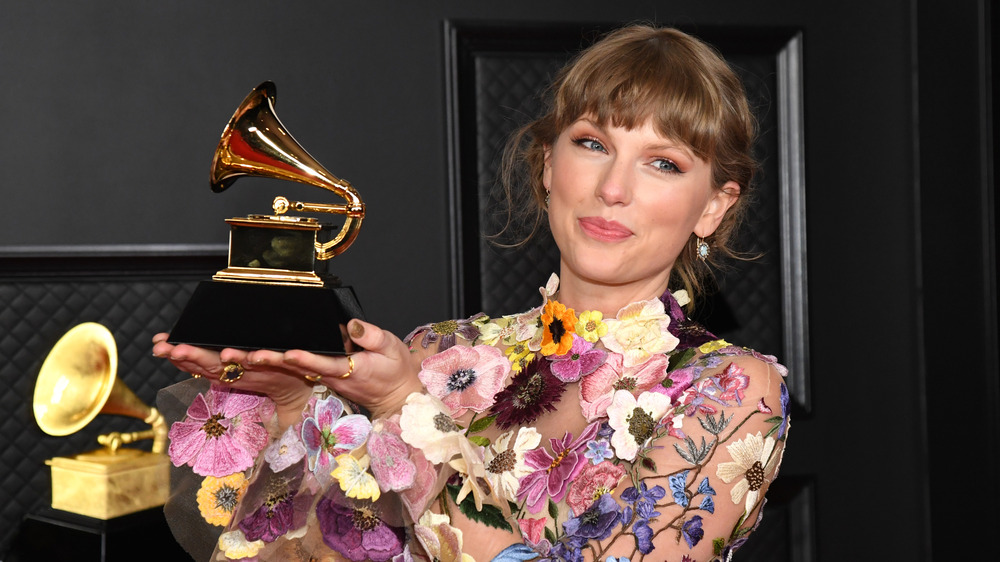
left=540, top=300, right=578, bottom=356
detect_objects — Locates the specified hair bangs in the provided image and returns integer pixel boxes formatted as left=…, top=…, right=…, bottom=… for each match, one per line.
left=552, top=36, right=725, bottom=165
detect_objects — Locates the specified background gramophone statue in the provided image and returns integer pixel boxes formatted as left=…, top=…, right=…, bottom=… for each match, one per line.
left=33, top=322, right=169, bottom=520
left=169, top=81, right=365, bottom=355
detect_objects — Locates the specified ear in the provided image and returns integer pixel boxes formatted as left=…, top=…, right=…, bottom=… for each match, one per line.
left=542, top=146, right=553, bottom=190
left=693, top=181, right=740, bottom=238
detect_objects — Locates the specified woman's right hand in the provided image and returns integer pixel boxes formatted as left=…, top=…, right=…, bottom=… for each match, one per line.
left=248, top=318, right=427, bottom=419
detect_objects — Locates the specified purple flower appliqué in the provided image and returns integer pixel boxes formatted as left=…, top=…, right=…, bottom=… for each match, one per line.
left=168, top=386, right=273, bottom=477
left=562, top=492, right=621, bottom=542
left=301, top=396, right=372, bottom=474
left=682, top=515, right=705, bottom=548
left=548, top=335, right=608, bottom=383
left=316, top=488, right=406, bottom=561
left=517, top=421, right=600, bottom=513
left=404, top=313, right=486, bottom=351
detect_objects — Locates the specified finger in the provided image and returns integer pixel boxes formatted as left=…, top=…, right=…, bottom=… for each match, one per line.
left=346, top=319, right=393, bottom=356
left=152, top=332, right=169, bottom=344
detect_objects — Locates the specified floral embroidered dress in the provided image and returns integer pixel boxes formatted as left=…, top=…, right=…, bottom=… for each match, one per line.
left=160, top=274, right=789, bottom=562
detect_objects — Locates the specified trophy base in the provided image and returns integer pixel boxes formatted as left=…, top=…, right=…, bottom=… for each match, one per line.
left=46, top=450, right=169, bottom=520
left=168, top=280, right=364, bottom=354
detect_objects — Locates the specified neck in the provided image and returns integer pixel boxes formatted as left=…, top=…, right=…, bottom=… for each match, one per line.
left=555, top=264, right=671, bottom=317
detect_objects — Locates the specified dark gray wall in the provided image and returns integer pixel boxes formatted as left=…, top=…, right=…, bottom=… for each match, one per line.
left=1, top=1, right=996, bottom=560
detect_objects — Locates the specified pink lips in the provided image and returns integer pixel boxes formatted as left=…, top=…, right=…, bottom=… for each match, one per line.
left=578, top=216, right=633, bottom=242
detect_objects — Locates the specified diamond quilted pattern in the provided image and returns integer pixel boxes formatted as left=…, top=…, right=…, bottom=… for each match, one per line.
left=0, top=276, right=200, bottom=556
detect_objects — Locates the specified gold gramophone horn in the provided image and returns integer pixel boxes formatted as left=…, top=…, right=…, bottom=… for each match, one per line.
left=33, top=322, right=166, bottom=454
left=210, top=81, right=365, bottom=259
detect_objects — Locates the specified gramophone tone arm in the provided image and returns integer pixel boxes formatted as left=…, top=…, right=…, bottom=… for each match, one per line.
left=272, top=196, right=365, bottom=218
left=98, top=429, right=156, bottom=453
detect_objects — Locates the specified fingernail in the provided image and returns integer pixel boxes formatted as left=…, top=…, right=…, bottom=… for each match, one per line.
left=349, top=320, right=364, bottom=339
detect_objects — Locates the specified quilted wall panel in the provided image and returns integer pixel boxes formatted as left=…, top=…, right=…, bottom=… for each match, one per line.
left=0, top=274, right=202, bottom=557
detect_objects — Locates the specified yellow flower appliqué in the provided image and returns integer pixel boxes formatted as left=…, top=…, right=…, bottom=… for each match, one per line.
left=698, top=339, right=731, bottom=353
left=331, top=453, right=381, bottom=501
left=575, top=310, right=608, bottom=343
left=196, top=473, right=248, bottom=526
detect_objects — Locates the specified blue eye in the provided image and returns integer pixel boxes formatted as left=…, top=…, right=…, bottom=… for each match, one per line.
left=573, top=137, right=607, bottom=153
left=653, top=158, right=680, bottom=173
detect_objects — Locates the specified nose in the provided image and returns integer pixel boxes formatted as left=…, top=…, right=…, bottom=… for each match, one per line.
left=595, top=157, right=632, bottom=206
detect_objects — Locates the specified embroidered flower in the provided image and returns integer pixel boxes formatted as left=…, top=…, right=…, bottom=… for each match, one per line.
left=583, top=439, right=614, bottom=465
left=238, top=487, right=298, bottom=543
left=264, top=424, right=307, bottom=473
left=698, top=338, right=731, bottom=353
left=447, top=446, right=490, bottom=511
left=566, top=461, right=626, bottom=516
left=715, top=431, right=780, bottom=513
left=540, top=300, right=578, bottom=356
left=606, top=389, right=672, bottom=461
left=562, top=492, right=621, bottom=541
left=399, top=392, right=466, bottom=463
left=217, top=529, right=265, bottom=559
left=316, top=488, right=406, bottom=562
left=405, top=313, right=486, bottom=351
left=484, top=427, right=542, bottom=503
left=580, top=353, right=668, bottom=421
left=712, top=362, right=751, bottom=405
left=489, top=358, right=566, bottom=430
left=575, top=310, right=608, bottom=343
left=196, top=473, right=248, bottom=526
left=777, top=382, right=790, bottom=439
left=418, top=344, right=510, bottom=416
left=399, top=445, right=439, bottom=521
left=477, top=315, right=517, bottom=347
left=301, top=396, right=372, bottom=475
left=620, top=483, right=665, bottom=555
left=682, top=515, right=705, bottom=548
left=548, top=335, right=607, bottom=383
left=517, top=422, right=600, bottom=513
left=332, top=453, right=381, bottom=501
left=414, top=511, right=474, bottom=562
left=601, top=298, right=678, bottom=367
left=368, top=417, right=416, bottom=493
left=649, top=363, right=700, bottom=402
left=168, top=386, right=273, bottom=477
left=505, top=341, right=537, bottom=373
left=518, top=517, right=548, bottom=547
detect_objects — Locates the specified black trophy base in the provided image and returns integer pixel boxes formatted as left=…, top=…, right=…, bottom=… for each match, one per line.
left=5, top=507, right=190, bottom=562
left=168, top=280, right=364, bottom=355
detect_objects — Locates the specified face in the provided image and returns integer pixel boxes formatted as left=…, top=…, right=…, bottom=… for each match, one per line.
left=543, top=117, right=739, bottom=307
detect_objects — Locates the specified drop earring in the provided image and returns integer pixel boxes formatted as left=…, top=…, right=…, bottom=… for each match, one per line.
left=696, top=237, right=710, bottom=261
left=545, top=190, right=550, bottom=209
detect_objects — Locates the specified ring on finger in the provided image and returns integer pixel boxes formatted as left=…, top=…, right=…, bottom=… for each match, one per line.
left=304, top=373, right=323, bottom=383
left=336, top=356, right=355, bottom=379
left=220, top=362, right=244, bottom=384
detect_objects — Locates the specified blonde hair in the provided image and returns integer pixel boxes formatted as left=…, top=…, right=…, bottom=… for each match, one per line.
left=498, top=25, right=758, bottom=302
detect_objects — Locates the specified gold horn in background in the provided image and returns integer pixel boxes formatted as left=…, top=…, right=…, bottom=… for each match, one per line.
left=33, top=322, right=169, bottom=519
left=168, top=81, right=368, bottom=355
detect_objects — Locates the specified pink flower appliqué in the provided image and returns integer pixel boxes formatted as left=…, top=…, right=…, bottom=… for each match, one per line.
left=418, top=344, right=510, bottom=417
left=580, top=353, right=668, bottom=421
left=548, top=335, right=607, bottom=383
left=367, top=416, right=416, bottom=493
left=301, top=396, right=372, bottom=474
left=168, top=386, right=274, bottom=477
left=517, top=421, right=600, bottom=513
left=566, top=460, right=626, bottom=516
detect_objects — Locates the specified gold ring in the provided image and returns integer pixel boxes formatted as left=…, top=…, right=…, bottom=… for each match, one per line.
left=190, top=372, right=203, bottom=379
left=304, top=373, right=323, bottom=383
left=337, top=356, right=355, bottom=379
left=219, top=363, right=244, bottom=384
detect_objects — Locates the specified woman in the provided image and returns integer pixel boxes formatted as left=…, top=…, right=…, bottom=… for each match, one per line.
left=154, top=25, right=789, bottom=562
